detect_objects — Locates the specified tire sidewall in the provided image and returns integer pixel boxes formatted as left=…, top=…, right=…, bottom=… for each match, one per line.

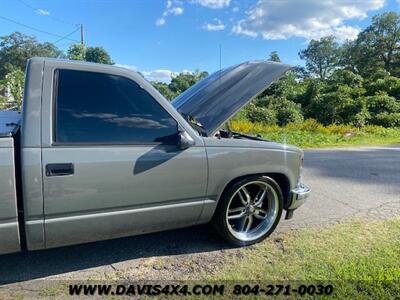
left=213, top=175, right=283, bottom=246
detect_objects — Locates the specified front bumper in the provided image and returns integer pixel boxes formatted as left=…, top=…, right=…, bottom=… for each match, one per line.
left=285, top=183, right=310, bottom=219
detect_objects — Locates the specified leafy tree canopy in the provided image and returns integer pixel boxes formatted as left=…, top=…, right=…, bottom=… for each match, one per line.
left=268, top=51, right=281, bottom=62
left=299, top=35, right=339, bottom=80
left=67, top=44, right=113, bottom=65
left=85, top=46, right=113, bottom=65
left=0, top=32, right=63, bottom=79
left=169, top=70, right=208, bottom=95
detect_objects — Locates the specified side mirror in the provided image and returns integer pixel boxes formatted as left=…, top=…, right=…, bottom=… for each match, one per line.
left=178, top=130, right=195, bottom=150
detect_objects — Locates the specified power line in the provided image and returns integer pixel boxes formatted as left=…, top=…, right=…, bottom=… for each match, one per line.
left=16, top=0, right=79, bottom=27
left=0, top=15, right=80, bottom=43
left=53, top=27, right=80, bottom=44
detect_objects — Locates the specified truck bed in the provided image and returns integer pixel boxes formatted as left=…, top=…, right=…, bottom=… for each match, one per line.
left=0, top=110, right=21, bottom=254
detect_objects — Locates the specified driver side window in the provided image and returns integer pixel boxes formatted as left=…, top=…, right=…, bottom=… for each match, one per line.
left=54, top=69, right=178, bottom=144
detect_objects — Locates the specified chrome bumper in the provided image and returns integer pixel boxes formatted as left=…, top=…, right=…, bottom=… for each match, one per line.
left=287, top=183, right=310, bottom=210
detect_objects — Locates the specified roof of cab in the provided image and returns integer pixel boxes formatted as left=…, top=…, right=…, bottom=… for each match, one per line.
left=30, top=57, right=132, bottom=74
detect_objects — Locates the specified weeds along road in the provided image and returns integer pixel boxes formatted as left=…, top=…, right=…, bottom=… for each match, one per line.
left=0, top=145, right=399, bottom=285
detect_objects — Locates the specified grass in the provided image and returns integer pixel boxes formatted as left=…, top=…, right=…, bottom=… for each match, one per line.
left=230, top=119, right=400, bottom=148
left=203, top=218, right=400, bottom=299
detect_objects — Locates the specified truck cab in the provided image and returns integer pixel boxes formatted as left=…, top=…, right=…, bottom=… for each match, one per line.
left=1, top=58, right=209, bottom=254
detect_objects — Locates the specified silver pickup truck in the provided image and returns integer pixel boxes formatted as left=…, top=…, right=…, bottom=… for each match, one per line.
left=0, top=58, right=309, bottom=255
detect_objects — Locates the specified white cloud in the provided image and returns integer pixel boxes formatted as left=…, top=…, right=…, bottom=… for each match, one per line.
left=202, top=18, right=225, bottom=31
left=143, top=69, right=197, bottom=83
left=142, top=69, right=174, bottom=82
left=233, top=0, right=385, bottom=41
left=115, top=64, right=196, bottom=83
left=156, top=0, right=184, bottom=26
left=156, top=18, right=166, bottom=26
left=36, top=8, right=50, bottom=16
left=116, top=66, right=173, bottom=83
left=332, top=25, right=360, bottom=41
left=192, top=0, right=231, bottom=9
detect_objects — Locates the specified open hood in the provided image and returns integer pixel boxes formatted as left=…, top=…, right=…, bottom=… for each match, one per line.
left=172, top=60, right=291, bottom=136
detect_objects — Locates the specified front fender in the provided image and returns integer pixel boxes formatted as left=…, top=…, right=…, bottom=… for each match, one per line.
left=197, top=138, right=302, bottom=223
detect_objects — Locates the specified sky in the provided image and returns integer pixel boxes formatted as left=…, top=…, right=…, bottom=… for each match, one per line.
left=0, top=0, right=399, bottom=82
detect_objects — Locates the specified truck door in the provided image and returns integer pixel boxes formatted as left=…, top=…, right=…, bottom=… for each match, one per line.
left=41, top=65, right=207, bottom=248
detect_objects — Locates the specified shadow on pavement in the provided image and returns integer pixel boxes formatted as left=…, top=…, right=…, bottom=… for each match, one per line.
left=0, top=225, right=229, bottom=285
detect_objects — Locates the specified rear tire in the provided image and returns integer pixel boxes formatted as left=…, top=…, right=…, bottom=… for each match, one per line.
left=212, top=175, right=283, bottom=246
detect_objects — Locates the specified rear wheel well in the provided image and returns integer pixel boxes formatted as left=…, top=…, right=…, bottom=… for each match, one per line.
left=218, top=173, right=291, bottom=209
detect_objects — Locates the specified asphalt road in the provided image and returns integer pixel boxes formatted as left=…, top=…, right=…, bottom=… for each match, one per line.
left=0, top=145, right=399, bottom=286
left=282, top=145, right=400, bottom=231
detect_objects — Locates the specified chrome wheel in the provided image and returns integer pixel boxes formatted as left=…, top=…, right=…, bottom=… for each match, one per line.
left=226, top=180, right=279, bottom=242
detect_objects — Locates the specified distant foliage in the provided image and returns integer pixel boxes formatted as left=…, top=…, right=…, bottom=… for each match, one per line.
left=244, top=104, right=277, bottom=125
left=268, top=51, right=281, bottom=62
left=0, top=33, right=115, bottom=110
left=151, top=70, right=208, bottom=101
left=67, top=44, right=113, bottom=65
left=84, top=47, right=113, bottom=65
left=0, top=68, right=24, bottom=110
left=0, top=32, right=63, bottom=79
left=67, top=44, right=85, bottom=61
left=299, top=36, right=339, bottom=80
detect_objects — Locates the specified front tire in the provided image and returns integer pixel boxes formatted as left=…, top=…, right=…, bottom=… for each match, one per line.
left=212, top=176, right=283, bottom=246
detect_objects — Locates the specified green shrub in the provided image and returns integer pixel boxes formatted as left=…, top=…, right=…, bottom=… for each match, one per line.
left=366, top=76, right=400, bottom=99
left=371, top=113, right=400, bottom=127
left=244, top=104, right=277, bottom=125
left=266, top=98, right=304, bottom=126
left=366, top=92, right=400, bottom=115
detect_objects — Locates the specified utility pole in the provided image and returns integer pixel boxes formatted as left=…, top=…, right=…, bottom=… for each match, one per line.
left=80, top=24, right=84, bottom=45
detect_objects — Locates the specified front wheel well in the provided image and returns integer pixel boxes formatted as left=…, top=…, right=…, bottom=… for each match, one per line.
left=218, top=173, right=291, bottom=209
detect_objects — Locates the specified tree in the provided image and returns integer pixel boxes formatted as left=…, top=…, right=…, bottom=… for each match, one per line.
left=151, top=70, right=208, bottom=100
left=244, top=103, right=277, bottom=125
left=365, top=75, right=400, bottom=99
left=356, top=12, right=400, bottom=76
left=151, top=81, right=177, bottom=100
left=366, top=92, right=400, bottom=116
left=67, top=44, right=113, bottom=65
left=338, top=40, right=362, bottom=73
left=67, top=44, right=85, bottom=61
left=268, top=51, right=281, bottom=62
left=85, top=47, right=113, bottom=64
left=299, top=36, right=339, bottom=80
left=269, top=98, right=304, bottom=126
left=169, top=70, right=208, bottom=95
left=67, top=44, right=114, bottom=64
left=0, top=68, right=25, bottom=110
left=0, top=32, right=63, bottom=79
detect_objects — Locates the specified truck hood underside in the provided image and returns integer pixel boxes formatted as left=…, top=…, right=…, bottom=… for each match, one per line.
left=171, top=60, right=291, bottom=136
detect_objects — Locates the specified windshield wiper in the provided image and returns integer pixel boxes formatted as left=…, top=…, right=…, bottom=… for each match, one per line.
left=232, top=131, right=267, bottom=141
